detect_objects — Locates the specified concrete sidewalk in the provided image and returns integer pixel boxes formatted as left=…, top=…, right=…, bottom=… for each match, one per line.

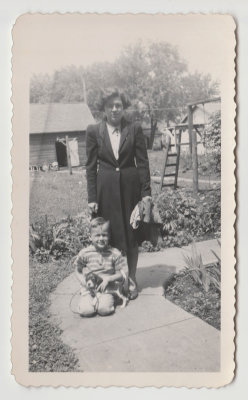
left=49, top=239, right=220, bottom=372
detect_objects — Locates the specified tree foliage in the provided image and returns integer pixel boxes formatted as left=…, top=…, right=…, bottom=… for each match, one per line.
left=30, top=41, right=219, bottom=124
left=202, top=110, right=221, bottom=172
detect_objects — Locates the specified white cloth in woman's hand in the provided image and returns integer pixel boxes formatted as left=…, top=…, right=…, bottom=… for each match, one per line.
left=130, top=204, right=141, bottom=229
left=130, top=198, right=152, bottom=229
left=130, top=197, right=162, bottom=229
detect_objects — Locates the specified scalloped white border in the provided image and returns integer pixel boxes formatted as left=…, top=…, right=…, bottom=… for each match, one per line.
left=11, top=13, right=236, bottom=388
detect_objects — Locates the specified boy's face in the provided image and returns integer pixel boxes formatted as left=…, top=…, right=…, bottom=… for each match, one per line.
left=91, top=225, right=109, bottom=251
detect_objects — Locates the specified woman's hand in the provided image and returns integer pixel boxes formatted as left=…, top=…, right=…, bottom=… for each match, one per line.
left=142, top=196, right=152, bottom=203
left=97, top=276, right=111, bottom=293
left=88, top=202, right=98, bottom=215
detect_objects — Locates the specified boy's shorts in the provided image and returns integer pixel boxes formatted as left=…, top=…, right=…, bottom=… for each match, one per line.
left=78, top=293, right=115, bottom=317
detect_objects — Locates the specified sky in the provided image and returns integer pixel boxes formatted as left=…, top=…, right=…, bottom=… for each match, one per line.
left=16, top=14, right=233, bottom=82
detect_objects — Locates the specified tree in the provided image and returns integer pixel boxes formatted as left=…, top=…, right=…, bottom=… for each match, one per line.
left=113, top=42, right=187, bottom=120
left=30, top=41, right=219, bottom=147
left=84, top=62, right=117, bottom=119
left=181, top=72, right=219, bottom=105
left=50, top=66, right=85, bottom=103
left=113, top=42, right=219, bottom=147
left=30, top=73, right=53, bottom=103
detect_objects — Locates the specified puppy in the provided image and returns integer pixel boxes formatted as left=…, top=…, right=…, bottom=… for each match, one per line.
left=85, top=272, right=103, bottom=296
left=85, top=272, right=128, bottom=308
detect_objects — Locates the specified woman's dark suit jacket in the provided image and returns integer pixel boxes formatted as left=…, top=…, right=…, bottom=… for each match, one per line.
left=86, top=118, right=151, bottom=251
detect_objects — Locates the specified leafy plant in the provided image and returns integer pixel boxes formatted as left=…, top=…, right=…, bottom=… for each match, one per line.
left=183, top=242, right=211, bottom=292
left=202, top=110, right=221, bottom=173
left=33, top=248, right=50, bottom=263
left=182, top=241, right=221, bottom=293
left=206, top=263, right=221, bottom=292
left=155, top=188, right=221, bottom=249
left=208, top=238, right=221, bottom=292
left=139, top=241, right=161, bottom=253
left=30, top=213, right=91, bottom=262
left=198, top=153, right=220, bottom=176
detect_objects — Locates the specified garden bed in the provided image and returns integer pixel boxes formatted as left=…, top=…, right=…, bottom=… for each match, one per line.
left=164, top=267, right=221, bottom=330
left=29, top=257, right=80, bottom=371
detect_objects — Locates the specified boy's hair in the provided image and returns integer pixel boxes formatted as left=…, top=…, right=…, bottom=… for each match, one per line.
left=90, top=217, right=110, bottom=233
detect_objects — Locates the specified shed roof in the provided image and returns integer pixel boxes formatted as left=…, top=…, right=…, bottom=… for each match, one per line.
left=30, top=103, right=95, bottom=134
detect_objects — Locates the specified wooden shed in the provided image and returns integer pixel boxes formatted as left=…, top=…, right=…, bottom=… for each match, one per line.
left=29, top=103, right=95, bottom=168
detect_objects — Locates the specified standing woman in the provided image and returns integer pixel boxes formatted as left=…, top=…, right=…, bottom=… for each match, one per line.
left=86, top=89, right=152, bottom=300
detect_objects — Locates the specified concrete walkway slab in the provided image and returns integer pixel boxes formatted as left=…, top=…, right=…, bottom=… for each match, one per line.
left=49, top=238, right=220, bottom=372
left=78, top=317, right=219, bottom=372
left=51, top=289, right=193, bottom=349
left=138, top=238, right=220, bottom=271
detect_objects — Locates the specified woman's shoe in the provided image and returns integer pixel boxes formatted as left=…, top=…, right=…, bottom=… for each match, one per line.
left=128, top=277, right=139, bottom=300
left=128, top=287, right=138, bottom=300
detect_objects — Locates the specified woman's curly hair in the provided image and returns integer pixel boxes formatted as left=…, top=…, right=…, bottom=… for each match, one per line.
left=96, top=88, right=131, bottom=111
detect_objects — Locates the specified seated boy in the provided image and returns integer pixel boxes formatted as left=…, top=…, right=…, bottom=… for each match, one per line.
left=74, top=217, right=128, bottom=317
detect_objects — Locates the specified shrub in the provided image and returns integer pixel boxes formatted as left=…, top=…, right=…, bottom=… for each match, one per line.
left=202, top=110, right=221, bottom=173
left=30, top=213, right=91, bottom=262
left=139, top=241, right=161, bottom=253
left=30, top=188, right=221, bottom=258
left=155, top=188, right=221, bottom=248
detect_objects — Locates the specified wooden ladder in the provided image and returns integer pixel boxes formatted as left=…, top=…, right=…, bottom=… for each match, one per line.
left=159, top=131, right=182, bottom=192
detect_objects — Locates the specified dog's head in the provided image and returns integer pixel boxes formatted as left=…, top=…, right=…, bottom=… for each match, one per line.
left=85, top=272, right=103, bottom=290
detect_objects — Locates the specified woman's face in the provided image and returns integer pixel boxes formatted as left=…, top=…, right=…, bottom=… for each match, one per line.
left=104, top=96, right=124, bottom=127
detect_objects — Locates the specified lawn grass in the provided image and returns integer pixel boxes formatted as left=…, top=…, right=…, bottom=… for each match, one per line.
left=148, top=150, right=221, bottom=182
left=30, top=169, right=88, bottom=223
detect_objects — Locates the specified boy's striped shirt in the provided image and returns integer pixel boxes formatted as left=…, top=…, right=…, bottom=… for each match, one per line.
left=74, top=245, right=128, bottom=280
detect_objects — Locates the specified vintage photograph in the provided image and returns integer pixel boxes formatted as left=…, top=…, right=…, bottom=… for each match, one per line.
left=11, top=13, right=235, bottom=386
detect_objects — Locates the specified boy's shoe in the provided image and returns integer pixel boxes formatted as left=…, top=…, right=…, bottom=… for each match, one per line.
left=128, top=277, right=139, bottom=300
